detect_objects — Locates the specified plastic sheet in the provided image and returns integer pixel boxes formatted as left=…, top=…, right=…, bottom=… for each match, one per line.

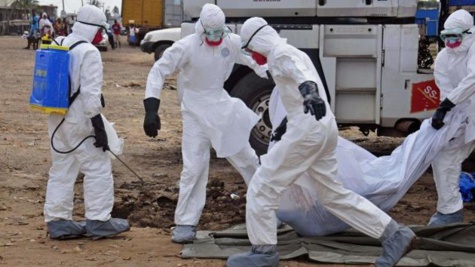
left=268, top=89, right=470, bottom=236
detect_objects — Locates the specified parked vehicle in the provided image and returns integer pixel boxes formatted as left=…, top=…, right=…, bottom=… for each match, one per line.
left=140, top=27, right=181, bottom=61
left=120, top=27, right=128, bottom=36
left=416, top=2, right=439, bottom=40
left=121, top=0, right=188, bottom=44
left=182, top=0, right=439, bottom=155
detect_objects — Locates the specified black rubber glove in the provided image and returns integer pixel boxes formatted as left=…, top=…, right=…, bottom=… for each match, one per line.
left=143, top=98, right=161, bottom=138
left=270, top=117, right=287, bottom=142
left=431, top=98, right=455, bottom=130
left=91, top=114, right=109, bottom=152
left=298, top=81, right=326, bottom=121
left=100, top=94, right=105, bottom=108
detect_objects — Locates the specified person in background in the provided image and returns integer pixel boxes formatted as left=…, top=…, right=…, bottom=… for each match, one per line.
left=128, top=23, right=137, bottom=47
left=62, top=18, right=69, bottom=36
left=143, top=4, right=267, bottom=244
left=44, top=5, right=130, bottom=240
left=105, top=22, right=115, bottom=49
left=24, top=10, right=39, bottom=50
left=39, top=12, right=53, bottom=37
left=111, top=19, right=121, bottom=48
left=226, top=17, right=418, bottom=267
left=428, top=9, right=475, bottom=226
left=54, top=18, right=63, bottom=36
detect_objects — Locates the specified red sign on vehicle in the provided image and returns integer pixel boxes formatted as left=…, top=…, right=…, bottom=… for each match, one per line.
left=411, top=79, right=440, bottom=113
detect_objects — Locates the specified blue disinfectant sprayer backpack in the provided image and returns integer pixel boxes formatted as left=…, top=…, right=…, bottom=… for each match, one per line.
left=459, top=172, right=475, bottom=202
left=29, top=40, right=86, bottom=114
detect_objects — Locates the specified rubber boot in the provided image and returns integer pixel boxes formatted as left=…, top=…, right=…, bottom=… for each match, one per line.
left=428, top=210, right=463, bottom=226
left=47, top=220, right=86, bottom=240
left=227, top=245, right=279, bottom=267
left=171, top=225, right=196, bottom=244
left=375, top=220, right=418, bottom=267
left=86, top=218, right=130, bottom=240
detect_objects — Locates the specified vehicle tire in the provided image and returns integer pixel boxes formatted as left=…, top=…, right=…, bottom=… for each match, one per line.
left=154, top=44, right=171, bottom=61
left=230, top=72, right=275, bottom=155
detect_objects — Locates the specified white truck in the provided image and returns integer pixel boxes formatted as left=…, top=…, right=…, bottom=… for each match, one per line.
left=140, top=27, right=182, bottom=61
left=181, top=0, right=440, bottom=155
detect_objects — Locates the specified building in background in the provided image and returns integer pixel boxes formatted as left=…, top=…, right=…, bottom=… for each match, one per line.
left=0, top=1, right=57, bottom=35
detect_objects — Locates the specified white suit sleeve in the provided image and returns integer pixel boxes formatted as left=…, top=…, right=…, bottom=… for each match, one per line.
left=445, top=49, right=475, bottom=104
left=272, top=53, right=314, bottom=85
left=80, top=49, right=103, bottom=118
left=434, top=51, right=454, bottom=100
left=145, top=41, right=186, bottom=99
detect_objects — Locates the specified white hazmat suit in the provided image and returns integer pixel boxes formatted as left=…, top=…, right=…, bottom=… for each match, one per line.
left=39, top=12, right=53, bottom=36
left=429, top=9, right=475, bottom=225
left=227, top=17, right=417, bottom=267
left=144, top=4, right=264, bottom=243
left=44, top=5, right=129, bottom=240
left=269, top=88, right=469, bottom=237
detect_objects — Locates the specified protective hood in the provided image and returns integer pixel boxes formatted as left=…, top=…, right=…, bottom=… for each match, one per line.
left=443, top=9, right=475, bottom=54
left=72, top=5, right=107, bottom=43
left=444, top=9, right=474, bottom=31
left=240, top=17, right=284, bottom=56
left=194, top=3, right=225, bottom=35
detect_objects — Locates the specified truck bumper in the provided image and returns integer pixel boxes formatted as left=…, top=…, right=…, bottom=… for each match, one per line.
left=140, top=41, right=155, bottom=54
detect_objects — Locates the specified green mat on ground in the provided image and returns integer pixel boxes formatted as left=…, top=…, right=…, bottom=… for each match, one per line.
left=180, top=223, right=475, bottom=266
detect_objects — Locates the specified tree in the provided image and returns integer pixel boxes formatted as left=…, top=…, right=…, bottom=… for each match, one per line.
left=10, top=0, right=38, bottom=16
left=10, top=0, right=39, bottom=11
left=3, top=0, right=39, bottom=35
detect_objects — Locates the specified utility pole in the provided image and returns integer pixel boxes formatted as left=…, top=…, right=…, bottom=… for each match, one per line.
left=62, top=0, right=65, bottom=13
left=81, top=0, right=84, bottom=7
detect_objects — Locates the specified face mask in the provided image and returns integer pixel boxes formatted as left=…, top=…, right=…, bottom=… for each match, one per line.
left=92, top=29, right=103, bottom=45
left=252, top=52, right=267, bottom=65
left=205, top=37, right=223, bottom=47
left=445, top=37, right=462, bottom=48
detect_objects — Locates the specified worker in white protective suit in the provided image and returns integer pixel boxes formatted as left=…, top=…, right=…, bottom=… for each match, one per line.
left=227, top=17, right=418, bottom=267
left=44, top=5, right=129, bottom=240
left=143, top=4, right=265, bottom=244
left=39, top=12, right=53, bottom=37
left=428, top=9, right=475, bottom=226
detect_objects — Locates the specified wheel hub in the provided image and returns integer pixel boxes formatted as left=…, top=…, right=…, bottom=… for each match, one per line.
left=251, top=94, right=272, bottom=146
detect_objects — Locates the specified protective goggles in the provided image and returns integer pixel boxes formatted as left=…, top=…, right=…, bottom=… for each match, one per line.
left=201, top=21, right=230, bottom=41
left=241, top=24, right=268, bottom=55
left=440, top=28, right=471, bottom=41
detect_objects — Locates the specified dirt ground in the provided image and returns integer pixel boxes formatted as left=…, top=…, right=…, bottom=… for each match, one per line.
left=1, top=36, right=474, bottom=267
